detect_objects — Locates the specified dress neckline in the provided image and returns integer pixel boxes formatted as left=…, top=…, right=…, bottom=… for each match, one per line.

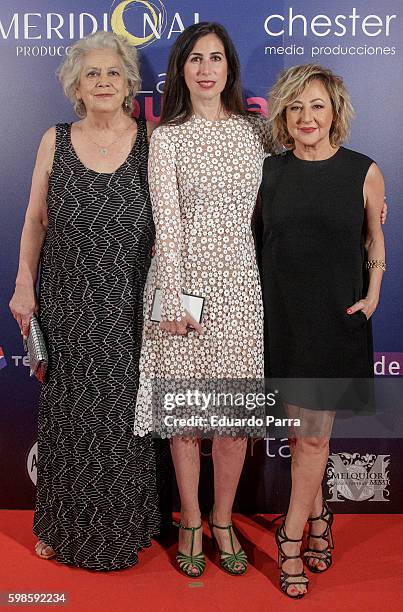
left=290, top=146, right=343, bottom=165
left=68, top=119, right=141, bottom=175
left=190, top=113, right=236, bottom=126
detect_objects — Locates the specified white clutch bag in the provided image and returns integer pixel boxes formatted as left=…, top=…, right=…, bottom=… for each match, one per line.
left=150, top=288, right=205, bottom=324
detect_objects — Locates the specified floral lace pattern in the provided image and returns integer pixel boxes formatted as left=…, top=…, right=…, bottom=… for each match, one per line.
left=134, top=114, right=270, bottom=436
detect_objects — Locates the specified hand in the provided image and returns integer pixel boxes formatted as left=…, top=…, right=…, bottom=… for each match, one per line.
left=160, top=312, right=203, bottom=336
left=35, top=362, right=47, bottom=383
left=346, top=296, right=379, bottom=320
left=381, top=196, right=388, bottom=225
left=151, top=243, right=156, bottom=257
left=9, top=285, right=38, bottom=339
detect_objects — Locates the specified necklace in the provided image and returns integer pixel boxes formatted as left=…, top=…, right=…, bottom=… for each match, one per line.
left=79, top=123, right=134, bottom=156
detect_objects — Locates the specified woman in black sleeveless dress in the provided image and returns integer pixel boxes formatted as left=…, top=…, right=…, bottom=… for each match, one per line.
left=257, top=65, right=386, bottom=598
left=9, top=32, right=161, bottom=570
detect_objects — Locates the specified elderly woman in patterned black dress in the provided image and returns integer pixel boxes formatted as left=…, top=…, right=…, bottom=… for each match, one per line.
left=9, top=31, right=161, bottom=570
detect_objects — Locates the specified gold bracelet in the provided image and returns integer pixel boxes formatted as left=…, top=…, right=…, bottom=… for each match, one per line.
left=366, top=259, right=386, bottom=271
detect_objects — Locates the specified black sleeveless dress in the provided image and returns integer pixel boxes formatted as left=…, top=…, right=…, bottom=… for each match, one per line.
left=258, top=147, right=374, bottom=411
left=33, top=120, right=161, bottom=570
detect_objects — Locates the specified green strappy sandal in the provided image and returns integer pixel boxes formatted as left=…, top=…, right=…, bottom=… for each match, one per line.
left=173, top=521, right=206, bottom=578
left=208, top=511, right=248, bottom=575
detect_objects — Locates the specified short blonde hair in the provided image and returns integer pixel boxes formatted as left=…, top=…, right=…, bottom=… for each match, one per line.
left=57, top=31, right=141, bottom=117
left=268, top=64, right=354, bottom=149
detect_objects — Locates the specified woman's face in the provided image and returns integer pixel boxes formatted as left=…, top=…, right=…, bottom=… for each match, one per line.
left=183, top=33, right=228, bottom=105
left=285, top=79, right=335, bottom=149
left=75, top=48, right=129, bottom=116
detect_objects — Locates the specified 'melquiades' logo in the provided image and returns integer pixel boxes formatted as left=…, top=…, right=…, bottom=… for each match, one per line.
left=327, top=452, right=390, bottom=502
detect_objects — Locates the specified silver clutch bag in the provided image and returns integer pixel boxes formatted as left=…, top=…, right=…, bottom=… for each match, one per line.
left=23, top=314, right=48, bottom=379
left=150, top=288, right=205, bottom=324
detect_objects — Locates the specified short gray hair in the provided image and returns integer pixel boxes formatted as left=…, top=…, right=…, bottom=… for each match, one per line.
left=57, top=31, right=141, bottom=117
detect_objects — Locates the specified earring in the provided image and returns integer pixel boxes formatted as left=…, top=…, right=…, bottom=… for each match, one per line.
left=76, top=98, right=86, bottom=116
left=124, top=95, right=132, bottom=110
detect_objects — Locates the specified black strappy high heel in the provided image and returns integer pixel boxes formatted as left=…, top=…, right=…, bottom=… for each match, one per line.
left=304, top=500, right=334, bottom=573
left=275, top=524, right=309, bottom=599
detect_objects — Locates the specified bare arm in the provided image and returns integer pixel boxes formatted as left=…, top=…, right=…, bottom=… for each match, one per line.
left=9, top=127, right=55, bottom=336
left=347, top=162, right=386, bottom=319
left=148, top=128, right=203, bottom=336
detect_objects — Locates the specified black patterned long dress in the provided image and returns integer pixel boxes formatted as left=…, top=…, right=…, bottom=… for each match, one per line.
left=33, top=120, right=161, bottom=570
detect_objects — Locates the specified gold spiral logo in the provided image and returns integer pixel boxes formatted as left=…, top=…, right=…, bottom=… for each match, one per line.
left=110, top=0, right=167, bottom=47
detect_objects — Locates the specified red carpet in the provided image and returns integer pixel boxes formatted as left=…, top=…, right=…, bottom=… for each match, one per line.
left=1, top=512, right=402, bottom=611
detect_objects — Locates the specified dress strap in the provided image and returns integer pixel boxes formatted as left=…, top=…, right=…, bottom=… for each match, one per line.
left=48, top=123, right=71, bottom=174
left=135, top=118, right=148, bottom=148
left=54, top=123, right=71, bottom=150
left=129, top=119, right=149, bottom=186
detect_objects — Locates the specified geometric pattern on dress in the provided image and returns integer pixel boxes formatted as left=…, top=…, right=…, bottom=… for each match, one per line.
left=33, top=120, right=161, bottom=570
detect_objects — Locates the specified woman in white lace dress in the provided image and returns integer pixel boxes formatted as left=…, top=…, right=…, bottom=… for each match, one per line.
left=134, top=23, right=270, bottom=577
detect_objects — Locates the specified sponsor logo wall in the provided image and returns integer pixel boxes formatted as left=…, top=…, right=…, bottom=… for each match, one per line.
left=0, top=0, right=402, bottom=512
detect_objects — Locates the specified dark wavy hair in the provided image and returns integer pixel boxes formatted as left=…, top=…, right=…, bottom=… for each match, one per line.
left=159, top=22, right=246, bottom=126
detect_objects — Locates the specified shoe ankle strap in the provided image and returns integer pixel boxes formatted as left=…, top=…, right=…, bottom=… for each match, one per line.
left=209, top=509, right=233, bottom=530
left=173, top=521, right=202, bottom=531
left=308, top=501, right=333, bottom=523
left=211, top=522, right=233, bottom=529
left=308, top=529, right=330, bottom=539
left=280, top=524, right=303, bottom=544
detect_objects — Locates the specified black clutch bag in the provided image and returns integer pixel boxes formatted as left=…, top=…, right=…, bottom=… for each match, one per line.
left=23, top=314, right=48, bottom=380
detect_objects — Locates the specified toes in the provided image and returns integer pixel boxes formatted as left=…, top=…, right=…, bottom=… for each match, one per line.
left=289, top=586, right=306, bottom=596
left=307, top=556, right=327, bottom=571
left=36, top=542, right=54, bottom=558
left=35, top=541, right=44, bottom=554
